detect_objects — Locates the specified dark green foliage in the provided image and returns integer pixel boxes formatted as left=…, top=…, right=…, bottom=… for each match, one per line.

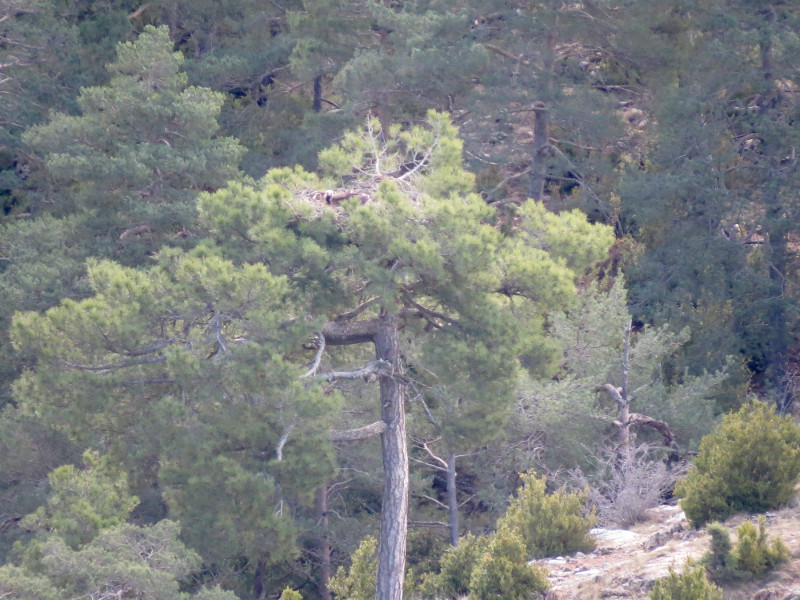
left=468, top=530, right=549, bottom=600
left=497, top=472, right=596, bottom=559
left=704, top=523, right=737, bottom=581
left=676, top=401, right=800, bottom=526
left=22, top=25, right=244, bottom=247
left=649, top=561, right=722, bottom=600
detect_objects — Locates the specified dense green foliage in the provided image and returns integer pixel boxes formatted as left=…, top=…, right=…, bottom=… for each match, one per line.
left=0, top=453, right=240, bottom=600
left=419, top=533, right=489, bottom=599
left=329, top=536, right=378, bottom=600
left=705, top=517, right=789, bottom=581
left=468, top=530, right=549, bottom=600
left=649, top=562, right=723, bottom=600
left=497, top=472, right=596, bottom=559
left=676, top=401, right=800, bottom=526
left=2, top=2, right=800, bottom=598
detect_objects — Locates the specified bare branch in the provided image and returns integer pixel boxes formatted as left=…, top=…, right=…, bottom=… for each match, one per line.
left=331, top=420, right=387, bottom=441
left=322, top=318, right=380, bottom=345
left=413, top=492, right=448, bottom=510
left=401, top=297, right=461, bottom=328
left=407, top=381, right=439, bottom=427
left=316, top=359, right=393, bottom=383
left=414, top=438, right=449, bottom=469
left=408, top=520, right=449, bottom=529
left=334, top=297, right=381, bottom=322
left=300, top=332, right=326, bottom=378
left=485, top=44, right=530, bottom=65
left=597, top=383, right=625, bottom=408
left=276, top=425, right=293, bottom=461
left=409, top=456, right=448, bottom=472
left=627, top=413, right=676, bottom=447
left=61, top=354, right=167, bottom=373
left=395, top=126, right=441, bottom=182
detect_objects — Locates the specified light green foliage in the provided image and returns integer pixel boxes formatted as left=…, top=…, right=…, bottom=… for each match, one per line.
left=497, top=472, right=595, bottom=559
left=329, top=536, right=378, bottom=600
left=36, top=521, right=201, bottom=599
left=20, top=450, right=138, bottom=549
left=676, top=401, right=800, bottom=526
left=0, top=564, right=59, bottom=600
left=16, top=520, right=236, bottom=600
left=510, top=279, right=725, bottom=479
left=649, top=561, right=722, bottom=600
left=3, top=456, right=240, bottom=600
left=277, top=587, right=304, bottom=600
left=732, top=517, right=788, bottom=578
left=468, top=530, right=549, bottom=600
left=420, top=533, right=489, bottom=599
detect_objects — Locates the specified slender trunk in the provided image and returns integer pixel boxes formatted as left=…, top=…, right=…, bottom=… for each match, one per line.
left=375, top=314, right=408, bottom=600
left=528, top=14, right=557, bottom=202
left=316, top=485, right=332, bottom=600
left=253, top=558, right=267, bottom=600
left=529, top=103, right=549, bottom=202
left=313, top=75, right=323, bottom=113
left=618, top=321, right=632, bottom=453
left=446, top=453, right=458, bottom=547
left=767, top=229, right=791, bottom=413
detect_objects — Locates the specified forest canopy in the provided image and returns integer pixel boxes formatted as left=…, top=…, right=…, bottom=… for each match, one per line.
left=1, top=2, right=799, bottom=599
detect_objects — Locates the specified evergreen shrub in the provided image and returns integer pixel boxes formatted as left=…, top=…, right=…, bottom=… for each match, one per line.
left=704, top=516, right=789, bottom=581
left=733, top=516, right=788, bottom=577
left=649, top=561, right=722, bottom=600
left=468, top=530, right=549, bottom=600
left=703, top=523, right=736, bottom=581
left=329, top=536, right=376, bottom=600
left=277, top=588, right=303, bottom=600
left=419, top=533, right=489, bottom=599
left=676, top=401, right=800, bottom=527
left=498, top=471, right=595, bottom=558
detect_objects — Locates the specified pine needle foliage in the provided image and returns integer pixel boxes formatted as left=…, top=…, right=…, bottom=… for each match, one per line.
left=497, top=472, right=596, bottom=559
left=649, top=561, right=722, bottom=600
left=676, top=401, right=800, bottom=527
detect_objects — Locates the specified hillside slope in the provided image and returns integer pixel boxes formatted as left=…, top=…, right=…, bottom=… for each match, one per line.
left=538, top=502, right=800, bottom=600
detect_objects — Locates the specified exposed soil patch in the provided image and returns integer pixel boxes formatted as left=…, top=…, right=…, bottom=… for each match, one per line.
left=536, top=502, right=800, bottom=600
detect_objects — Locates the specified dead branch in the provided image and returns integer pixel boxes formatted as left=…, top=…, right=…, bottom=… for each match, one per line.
left=300, top=332, right=326, bottom=378
left=330, top=420, right=387, bottom=441
left=316, top=359, right=393, bottom=383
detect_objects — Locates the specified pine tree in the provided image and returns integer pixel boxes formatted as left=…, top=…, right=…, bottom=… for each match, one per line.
left=12, top=111, right=612, bottom=600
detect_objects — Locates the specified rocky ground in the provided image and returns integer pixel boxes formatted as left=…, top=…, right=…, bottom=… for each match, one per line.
left=535, top=502, right=800, bottom=600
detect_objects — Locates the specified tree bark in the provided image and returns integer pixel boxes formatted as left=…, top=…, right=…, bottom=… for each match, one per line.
left=375, top=314, right=408, bottom=600
left=529, top=103, right=549, bottom=202
left=446, top=453, right=458, bottom=547
left=322, top=314, right=409, bottom=600
left=316, top=485, right=332, bottom=600
left=313, top=75, right=323, bottom=113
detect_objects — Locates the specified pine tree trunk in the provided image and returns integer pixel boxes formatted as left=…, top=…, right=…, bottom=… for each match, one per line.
left=529, top=104, right=549, bottom=202
left=375, top=314, right=408, bottom=600
left=446, top=453, right=459, bottom=547
left=313, top=75, right=323, bottom=113
left=316, top=485, right=332, bottom=600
